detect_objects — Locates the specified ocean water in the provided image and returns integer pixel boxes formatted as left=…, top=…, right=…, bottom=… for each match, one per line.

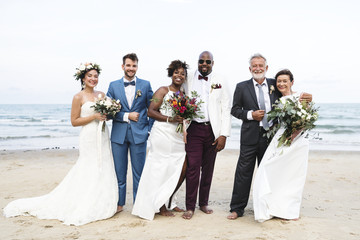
left=0, top=104, right=79, bottom=150
left=0, top=104, right=359, bottom=151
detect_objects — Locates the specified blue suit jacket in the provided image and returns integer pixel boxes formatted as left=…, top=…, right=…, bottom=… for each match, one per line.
left=107, top=77, right=154, bottom=145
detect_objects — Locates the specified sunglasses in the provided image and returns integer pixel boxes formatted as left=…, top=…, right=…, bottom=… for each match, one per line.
left=198, top=59, right=212, bottom=65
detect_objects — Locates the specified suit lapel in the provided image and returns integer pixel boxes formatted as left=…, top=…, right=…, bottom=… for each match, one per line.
left=266, top=79, right=276, bottom=106
left=247, top=79, right=258, bottom=108
left=119, top=78, right=130, bottom=110
left=131, top=77, right=141, bottom=109
left=208, top=74, right=215, bottom=97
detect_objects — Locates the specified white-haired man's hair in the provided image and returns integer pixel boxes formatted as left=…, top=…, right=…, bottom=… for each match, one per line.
left=249, top=53, right=267, bottom=67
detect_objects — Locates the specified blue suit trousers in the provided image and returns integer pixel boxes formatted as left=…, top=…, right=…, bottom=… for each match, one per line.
left=111, top=124, right=147, bottom=206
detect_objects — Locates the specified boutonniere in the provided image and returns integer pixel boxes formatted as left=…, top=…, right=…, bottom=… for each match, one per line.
left=210, top=83, right=222, bottom=93
left=269, top=85, right=275, bottom=94
left=135, top=90, right=142, bottom=99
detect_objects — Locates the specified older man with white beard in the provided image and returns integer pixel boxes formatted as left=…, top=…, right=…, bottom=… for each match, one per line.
left=227, top=54, right=313, bottom=220
left=227, top=53, right=277, bottom=220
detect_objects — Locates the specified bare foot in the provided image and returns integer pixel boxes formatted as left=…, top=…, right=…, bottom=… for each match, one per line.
left=200, top=206, right=213, bottom=214
left=116, top=206, right=123, bottom=213
left=159, top=210, right=175, bottom=217
left=280, top=217, right=299, bottom=221
left=159, top=206, right=175, bottom=217
left=182, top=210, right=194, bottom=220
left=227, top=211, right=239, bottom=220
left=172, top=206, right=185, bottom=212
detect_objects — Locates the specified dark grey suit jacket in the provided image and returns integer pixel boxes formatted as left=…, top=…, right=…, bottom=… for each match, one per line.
left=231, top=78, right=281, bottom=145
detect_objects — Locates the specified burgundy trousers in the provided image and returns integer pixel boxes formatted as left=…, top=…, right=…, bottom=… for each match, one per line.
left=185, top=122, right=217, bottom=211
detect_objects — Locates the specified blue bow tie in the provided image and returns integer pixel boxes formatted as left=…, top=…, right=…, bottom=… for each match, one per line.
left=124, top=81, right=135, bottom=87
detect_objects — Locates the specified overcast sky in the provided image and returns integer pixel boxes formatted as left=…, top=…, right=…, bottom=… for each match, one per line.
left=1, top=0, right=359, bottom=104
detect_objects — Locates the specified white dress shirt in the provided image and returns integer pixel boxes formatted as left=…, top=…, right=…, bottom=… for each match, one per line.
left=192, top=71, right=211, bottom=122
left=123, top=77, right=136, bottom=122
left=247, top=78, right=271, bottom=127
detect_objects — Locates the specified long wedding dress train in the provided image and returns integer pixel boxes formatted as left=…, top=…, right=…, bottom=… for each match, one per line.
left=3, top=102, right=118, bottom=226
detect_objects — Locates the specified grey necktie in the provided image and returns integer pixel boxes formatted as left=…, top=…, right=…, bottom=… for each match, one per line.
left=256, top=83, right=269, bottom=130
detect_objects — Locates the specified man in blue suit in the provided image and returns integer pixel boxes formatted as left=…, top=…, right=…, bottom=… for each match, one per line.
left=107, top=53, right=153, bottom=213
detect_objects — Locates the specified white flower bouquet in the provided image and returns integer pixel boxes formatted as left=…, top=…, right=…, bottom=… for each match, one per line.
left=266, top=95, right=319, bottom=147
left=91, top=94, right=121, bottom=131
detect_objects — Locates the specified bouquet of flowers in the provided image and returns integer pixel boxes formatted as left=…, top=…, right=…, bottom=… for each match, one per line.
left=165, top=90, right=204, bottom=133
left=266, top=95, right=318, bottom=147
left=91, top=94, right=121, bottom=131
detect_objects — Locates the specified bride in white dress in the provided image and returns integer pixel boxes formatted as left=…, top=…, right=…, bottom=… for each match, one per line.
left=253, top=69, right=310, bottom=222
left=3, top=63, right=118, bottom=226
left=132, top=60, right=188, bottom=220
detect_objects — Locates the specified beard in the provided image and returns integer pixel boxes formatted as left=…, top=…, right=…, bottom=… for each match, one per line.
left=199, top=68, right=210, bottom=76
left=125, top=70, right=136, bottom=79
left=252, top=71, right=266, bottom=81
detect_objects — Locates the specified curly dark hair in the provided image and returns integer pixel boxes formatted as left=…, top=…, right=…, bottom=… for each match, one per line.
left=167, top=60, right=189, bottom=78
left=275, top=69, right=294, bottom=82
left=123, top=53, right=138, bottom=64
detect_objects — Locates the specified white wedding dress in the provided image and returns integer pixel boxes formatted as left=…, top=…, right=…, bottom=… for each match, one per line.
left=3, top=102, right=118, bottom=226
left=253, top=94, right=309, bottom=222
left=132, top=90, right=186, bottom=220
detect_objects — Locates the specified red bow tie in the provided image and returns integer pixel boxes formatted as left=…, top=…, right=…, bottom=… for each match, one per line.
left=198, top=75, right=208, bottom=81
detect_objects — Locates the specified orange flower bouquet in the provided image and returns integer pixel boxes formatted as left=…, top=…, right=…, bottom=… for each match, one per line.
left=166, top=90, right=204, bottom=133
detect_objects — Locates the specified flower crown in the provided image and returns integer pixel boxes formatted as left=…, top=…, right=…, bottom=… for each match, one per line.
left=74, top=62, right=102, bottom=81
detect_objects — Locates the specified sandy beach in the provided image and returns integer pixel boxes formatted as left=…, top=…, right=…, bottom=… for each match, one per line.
left=1, top=149, right=359, bottom=240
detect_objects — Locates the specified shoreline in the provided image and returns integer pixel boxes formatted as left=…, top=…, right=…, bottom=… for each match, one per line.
left=1, top=149, right=359, bottom=240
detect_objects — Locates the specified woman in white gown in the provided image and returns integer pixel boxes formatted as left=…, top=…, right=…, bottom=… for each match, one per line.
left=253, top=69, right=310, bottom=222
left=132, top=60, right=188, bottom=220
left=3, top=63, right=118, bottom=226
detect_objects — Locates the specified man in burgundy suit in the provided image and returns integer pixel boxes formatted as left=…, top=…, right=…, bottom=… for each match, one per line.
left=182, top=51, right=231, bottom=219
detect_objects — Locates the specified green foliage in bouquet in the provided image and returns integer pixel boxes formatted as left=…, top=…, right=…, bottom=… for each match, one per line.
left=265, top=96, right=319, bottom=147
left=165, top=90, right=204, bottom=133
left=91, top=95, right=121, bottom=131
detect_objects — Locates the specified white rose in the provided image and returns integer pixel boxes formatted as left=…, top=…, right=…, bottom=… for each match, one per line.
left=105, top=98, right=112, bottom=107
left=98, top=94, right=102, bottom=99
left=79, top=65, right=86, bottom=71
